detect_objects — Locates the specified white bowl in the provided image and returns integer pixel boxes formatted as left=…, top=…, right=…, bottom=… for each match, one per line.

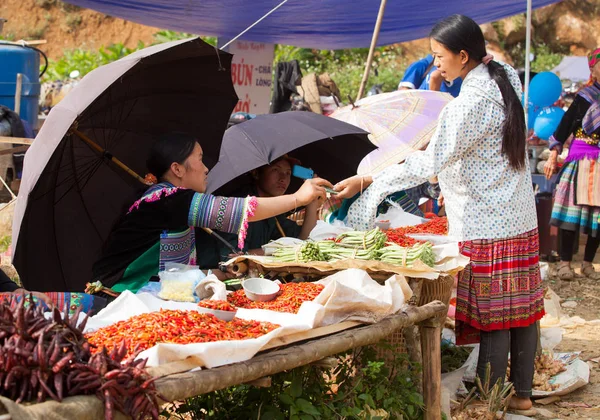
left=375, top=220, right=391, bottom=230
left=196, top=306, right=237, bottom=321
left=243, top=278, right=280, bottom=302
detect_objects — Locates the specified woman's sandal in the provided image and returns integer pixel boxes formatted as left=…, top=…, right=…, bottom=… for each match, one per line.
left=557, top=264, right=580, bottom=281
left=582, top=264, right=600, bottom=280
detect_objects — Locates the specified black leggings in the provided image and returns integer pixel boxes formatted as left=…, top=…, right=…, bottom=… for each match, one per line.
left=477, top=323, right=538, bottom=398
left=560, top=229, right=600, bottom=262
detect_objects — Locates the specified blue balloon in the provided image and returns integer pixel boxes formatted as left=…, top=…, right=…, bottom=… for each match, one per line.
left=533, top=107, right=565, bottom=140
left=528, top=72, right=562, bottom=108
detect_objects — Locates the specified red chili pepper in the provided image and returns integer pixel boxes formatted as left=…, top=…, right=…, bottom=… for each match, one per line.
left=85, top=310, right=279, bottom=358
left=227, top=282, right=324, bottom=314
left=385, top=217, right=448, bottom=242
left=197, top=300, right=237, bottom=312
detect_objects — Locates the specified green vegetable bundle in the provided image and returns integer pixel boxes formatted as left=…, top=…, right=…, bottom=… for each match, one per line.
left=272, top=241, right=328, bottom=262
left=376, top=242, right=436, bottom=267
left=335, top=227, right=388, bottom=250
left=270, top=227, right=438, bottom=268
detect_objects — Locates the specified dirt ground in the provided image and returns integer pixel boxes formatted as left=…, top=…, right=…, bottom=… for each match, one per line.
left=535, top=251, right=600, bottom=420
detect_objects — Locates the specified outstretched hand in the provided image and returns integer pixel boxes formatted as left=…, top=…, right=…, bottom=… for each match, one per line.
left=334, top=175, right=373, bottom=199
left=295, top=177, right=332, bottom=206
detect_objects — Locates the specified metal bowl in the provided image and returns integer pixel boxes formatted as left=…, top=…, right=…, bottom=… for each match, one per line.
left=243, top=278, right=280, bottom=302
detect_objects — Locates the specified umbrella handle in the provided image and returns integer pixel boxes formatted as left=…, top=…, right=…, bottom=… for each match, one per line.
left=202, top=228, right=241, bottom=254
left=72, top=129, right=153, bottom=186
left=347, top=94, right=357, bottom=109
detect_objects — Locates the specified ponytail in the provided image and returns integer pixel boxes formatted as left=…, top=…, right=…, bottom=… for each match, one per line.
left=487, top=61, right=526, bottom=171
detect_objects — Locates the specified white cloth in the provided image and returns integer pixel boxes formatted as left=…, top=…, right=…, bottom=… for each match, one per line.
left=348, top=63, right=538, bottom=241
left=195, top=275, right=228, bottom=301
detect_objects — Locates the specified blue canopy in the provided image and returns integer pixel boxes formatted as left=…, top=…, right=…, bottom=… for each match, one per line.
left=64, top=0, right=559, bottom=50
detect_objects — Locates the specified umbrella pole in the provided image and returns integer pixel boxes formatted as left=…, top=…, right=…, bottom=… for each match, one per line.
left=72, top=129, right=152, bottom=185
left=203, top=228, right=240, bottom=254
left=524, top=0, right=532, bottom=130
left=71, top=129, right=243, bottom=254
left=356, top=0, right=388, bottom=101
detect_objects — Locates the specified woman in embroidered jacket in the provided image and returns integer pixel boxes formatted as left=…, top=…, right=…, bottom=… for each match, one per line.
left=91, top=133, right=331, bottom=295
left=335, top=15, right=543, bottom=413
left=544, top=48, right=600, bottom=280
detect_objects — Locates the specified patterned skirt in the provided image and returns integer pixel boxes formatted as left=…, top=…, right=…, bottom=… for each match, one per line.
left=455, top=229, right=545, bottom=345
left=551, top=160, right=600, bottom=237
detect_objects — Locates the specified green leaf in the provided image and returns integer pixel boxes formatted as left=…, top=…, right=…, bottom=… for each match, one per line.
left=290, top=376, right=303, bottom=398
left=296, top=398, right=320, bottom=416
left=300, top=415, right=315, bottom=420
left=279, top=393, right=294, bottom=406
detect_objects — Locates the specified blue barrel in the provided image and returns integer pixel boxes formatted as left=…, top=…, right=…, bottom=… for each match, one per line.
left=0, top=44, right=41, bottom=129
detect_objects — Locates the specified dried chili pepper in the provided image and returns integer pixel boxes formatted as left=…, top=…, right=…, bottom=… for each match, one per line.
left=0, top=294, right=162, bottom=420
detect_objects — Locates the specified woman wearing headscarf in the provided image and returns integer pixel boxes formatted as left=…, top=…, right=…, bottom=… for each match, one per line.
left=544, top=48, right=600, bottom=280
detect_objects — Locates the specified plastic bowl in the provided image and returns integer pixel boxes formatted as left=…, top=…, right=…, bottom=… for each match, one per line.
left=375, top=220, right=391, bottom=230
left=196, top=307, right=237, bottom=321
left=243, top=278, right=280, bottom=302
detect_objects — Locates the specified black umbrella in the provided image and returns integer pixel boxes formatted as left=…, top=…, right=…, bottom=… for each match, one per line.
left=206, top=112, right=375, bottom=196
left=13, top=38, right=238, bottom=292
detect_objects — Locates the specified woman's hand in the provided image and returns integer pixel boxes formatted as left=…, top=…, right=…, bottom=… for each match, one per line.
left=295, top=178, right=331, bottom=206
left=437, top=192, right=445, bottom=207
left=429, top=69, right=444, bottom=91
left=544, top=150, right=558, bottom=179
left=334, top=175, right=373, bottom=199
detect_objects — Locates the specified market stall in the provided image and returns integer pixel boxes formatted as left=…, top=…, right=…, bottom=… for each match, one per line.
left=0, top=301, right=446, bottom=420
left=0, top=216, right=464, bottom=419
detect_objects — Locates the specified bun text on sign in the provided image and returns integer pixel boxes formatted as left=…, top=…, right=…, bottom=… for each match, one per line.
left=226, top=41, right=275, bottom=115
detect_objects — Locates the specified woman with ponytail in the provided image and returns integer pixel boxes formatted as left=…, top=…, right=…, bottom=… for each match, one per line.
left=334, top=15, right=542, bottom=413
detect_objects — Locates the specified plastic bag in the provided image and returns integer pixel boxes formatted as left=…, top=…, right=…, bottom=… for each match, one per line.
left=262, top=237, right=305, bottom=256
left=380, top=205, right=426, bottom=229
left=309, top=220, right=353, bottom=241
left=158, top=264, right=204, bottom=302
left=195, top=274, right=228, bottom=301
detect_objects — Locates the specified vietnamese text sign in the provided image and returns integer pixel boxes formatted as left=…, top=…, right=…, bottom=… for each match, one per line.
left=226, top=40, right=274, bottom=115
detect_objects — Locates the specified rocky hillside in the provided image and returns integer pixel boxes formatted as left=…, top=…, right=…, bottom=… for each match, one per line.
left=1, top=0, right=599, bottom=64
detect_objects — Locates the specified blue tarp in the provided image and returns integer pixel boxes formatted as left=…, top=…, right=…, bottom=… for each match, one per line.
left=64, top=0, right=560, bottom=50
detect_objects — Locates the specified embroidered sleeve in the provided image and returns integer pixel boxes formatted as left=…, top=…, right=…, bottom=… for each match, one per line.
left=347, top=96, right=489, bottom=230
left=187, top=194, right=258, bottom=249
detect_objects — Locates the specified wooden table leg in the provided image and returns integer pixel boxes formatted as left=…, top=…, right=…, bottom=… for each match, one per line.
left=420, top=318, right=442, bottom=420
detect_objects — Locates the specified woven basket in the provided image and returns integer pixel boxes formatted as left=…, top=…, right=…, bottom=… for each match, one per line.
left=375, top=275, right=455, bottom=364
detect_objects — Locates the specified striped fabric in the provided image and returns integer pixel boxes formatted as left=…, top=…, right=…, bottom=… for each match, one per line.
left=575, top=158, right=600, bottom=206
left=578, top=83, right=600, bottom=136
left=551, top=160, right=600, bottom=236
left=188, top=193, right=246, bottom=234
left=455, top=229, right=545, bottom=345
left=159, top=228, right=196, bottom=271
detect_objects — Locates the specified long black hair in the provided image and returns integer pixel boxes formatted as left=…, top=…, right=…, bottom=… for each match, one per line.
left=430, top=15, right=526, bottom=171
left=147, top=132, right=199, bottom=179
